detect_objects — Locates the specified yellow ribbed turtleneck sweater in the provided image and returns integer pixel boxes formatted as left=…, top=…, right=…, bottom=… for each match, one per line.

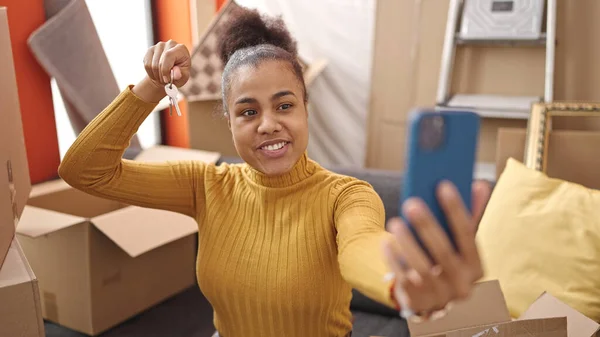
left=58, top=86, right=397, bottom=337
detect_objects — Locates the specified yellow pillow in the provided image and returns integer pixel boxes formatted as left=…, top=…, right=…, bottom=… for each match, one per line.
left=477, top=158, right=600, bottom=321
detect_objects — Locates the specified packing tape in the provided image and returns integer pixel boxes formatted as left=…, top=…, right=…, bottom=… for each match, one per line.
left=6, top=160, right=18, bottom=227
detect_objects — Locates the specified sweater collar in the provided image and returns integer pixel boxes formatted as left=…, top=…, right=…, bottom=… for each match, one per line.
left=244, top=152, right=316, bottom=187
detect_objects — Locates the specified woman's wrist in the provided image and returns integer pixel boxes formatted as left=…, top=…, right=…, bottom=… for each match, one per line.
left=132, top=76, right=166, bottom=104
left=390, top=282, right=402, bottom=311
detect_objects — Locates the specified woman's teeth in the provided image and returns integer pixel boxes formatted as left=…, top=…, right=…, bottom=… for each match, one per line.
left=262, top=142, right=286, bottom=151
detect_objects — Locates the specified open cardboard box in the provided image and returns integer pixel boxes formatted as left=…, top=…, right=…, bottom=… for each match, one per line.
left=16, top=145, right=220, bottom=335
left=0, top=6, right=45, bottom=337
left=407, top=280, right=599, bottom=337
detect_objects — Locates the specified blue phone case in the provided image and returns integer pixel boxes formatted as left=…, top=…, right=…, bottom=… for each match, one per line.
left=400, top=109, right=480, bottom=255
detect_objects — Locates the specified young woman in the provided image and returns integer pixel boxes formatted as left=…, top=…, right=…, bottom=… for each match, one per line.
left=58, top=7, right=490, bottom=337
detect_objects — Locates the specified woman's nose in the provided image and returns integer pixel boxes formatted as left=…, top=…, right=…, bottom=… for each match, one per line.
left=257, top=113, right=282, bottom=134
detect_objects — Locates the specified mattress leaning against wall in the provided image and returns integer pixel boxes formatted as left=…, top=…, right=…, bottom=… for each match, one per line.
left=27, top=0, right=142, bottom=159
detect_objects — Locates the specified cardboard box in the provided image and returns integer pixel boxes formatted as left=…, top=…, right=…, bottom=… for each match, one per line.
left=16, top=146, right=220, bottom=335
left=408, top=280, right=512, bottom=337
left=0, top=238, right=45, bottom=337
left=495, top=128, right=600, bottom=189
left=0, top=6, right=44, bottom=337
left=0, top=6, right=31, bottom=267
left=407, top=280, right=599, bottom=337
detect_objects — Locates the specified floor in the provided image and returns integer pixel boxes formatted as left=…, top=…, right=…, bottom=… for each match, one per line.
left=43, top=285, right=409, bottom=337
left=44, top=286, right=215, bottom=337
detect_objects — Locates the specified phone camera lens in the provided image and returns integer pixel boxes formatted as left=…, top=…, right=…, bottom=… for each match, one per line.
left=419, top=115, right=445, bottom=151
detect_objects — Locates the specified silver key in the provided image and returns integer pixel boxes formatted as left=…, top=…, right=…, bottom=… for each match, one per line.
left=164, top=69, right=182, bottom=117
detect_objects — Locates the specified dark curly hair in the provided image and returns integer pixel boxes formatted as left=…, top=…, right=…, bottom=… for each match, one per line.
left=217, top=7, right=307, bottom=115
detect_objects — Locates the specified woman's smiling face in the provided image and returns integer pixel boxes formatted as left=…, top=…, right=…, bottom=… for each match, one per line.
left=226, top=59, right=309, bottom=176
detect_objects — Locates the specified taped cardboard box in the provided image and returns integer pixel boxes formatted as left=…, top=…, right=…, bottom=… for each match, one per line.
left=0, top=6, right=31, bottom=268
left=407, top=280, right=599, bottom=337
left=16, top=145, right=220, bottom=336
left=495, top=128, right=600, bottom=190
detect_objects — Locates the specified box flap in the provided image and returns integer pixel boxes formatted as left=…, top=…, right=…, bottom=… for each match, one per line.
left=16, top=206, right=86, bottom=238
left=0, top=7, right=31, bottom=219
left=409, top=280, right=511, bottom=337
left=519, top=292, right=600, bottom=337
left=91, top=206, right=198, bottom=258
left=0, top=238, right=35, bottom=288
left=29, top=178, right=71, bottom=199
left=133, top=145, right=220, bottom=164
left=446, top=317, right=567, bottom=337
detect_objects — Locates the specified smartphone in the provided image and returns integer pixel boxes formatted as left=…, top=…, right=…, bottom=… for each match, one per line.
left=400, top=108, right=480, bottom=257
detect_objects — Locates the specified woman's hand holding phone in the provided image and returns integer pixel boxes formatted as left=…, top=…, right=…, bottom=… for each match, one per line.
left=382, top=179, right=491, bottom=321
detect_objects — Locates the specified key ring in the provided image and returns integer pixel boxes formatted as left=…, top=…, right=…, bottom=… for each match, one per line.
left=169, top=68, right=174, bottom=89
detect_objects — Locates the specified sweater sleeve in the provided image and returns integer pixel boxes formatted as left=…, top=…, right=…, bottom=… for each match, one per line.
left=58, top=85, right=207, bottom=219
left=333, top=179, right=397, bottom=309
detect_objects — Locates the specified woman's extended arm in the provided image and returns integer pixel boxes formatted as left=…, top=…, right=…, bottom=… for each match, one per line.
left=58, top=41, right=205, bottom=219
left=333, top=180, right=397, bottom=308
left=335, top=178, right=491, bottom=318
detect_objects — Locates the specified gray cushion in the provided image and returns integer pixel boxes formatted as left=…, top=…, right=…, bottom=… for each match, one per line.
left=351, top=311, right=409, bottom=337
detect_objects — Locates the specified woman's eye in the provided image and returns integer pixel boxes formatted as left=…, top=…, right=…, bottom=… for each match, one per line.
left=278, top=103, right=292, bottom=110
left=242, top=110, right=257, bottom=116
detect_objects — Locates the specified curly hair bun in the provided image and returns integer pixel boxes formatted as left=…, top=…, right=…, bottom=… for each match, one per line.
left=218, top=7, right=298, bottom=64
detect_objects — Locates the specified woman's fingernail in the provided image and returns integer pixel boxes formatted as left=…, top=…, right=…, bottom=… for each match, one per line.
left=440, top=181, right=455, bottom=198
left=403, top=199, right=419, bottom=213
left=163, top=76, right=169, bottom=83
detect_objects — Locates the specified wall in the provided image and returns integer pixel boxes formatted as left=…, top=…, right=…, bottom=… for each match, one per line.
left=227, top=0, right=377, bottom=167
left=153, top=0, right=194, bottom=148
left=52, top=0, right=157, bottom=159
left=1, top=0, right=60, bottom=184
left=367, top=0, right=600, bottom=170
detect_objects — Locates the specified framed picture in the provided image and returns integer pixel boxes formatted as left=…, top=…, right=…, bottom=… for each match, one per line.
left=524, top=102, right=600, bottom=172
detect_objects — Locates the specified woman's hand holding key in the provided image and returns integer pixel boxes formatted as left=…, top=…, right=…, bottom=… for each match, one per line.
left=133, top=40, right=191, bottom=104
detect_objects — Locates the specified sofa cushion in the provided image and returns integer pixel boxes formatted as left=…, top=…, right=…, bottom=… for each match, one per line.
left=351, top=311, right=409, bottom=337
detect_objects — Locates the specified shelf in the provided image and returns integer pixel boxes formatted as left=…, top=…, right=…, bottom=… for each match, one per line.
left=475, top=162, right=496, bottom=182
left=437, top=94, right=541, bottom=119
left=455, top=33, right=547, bottom=46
